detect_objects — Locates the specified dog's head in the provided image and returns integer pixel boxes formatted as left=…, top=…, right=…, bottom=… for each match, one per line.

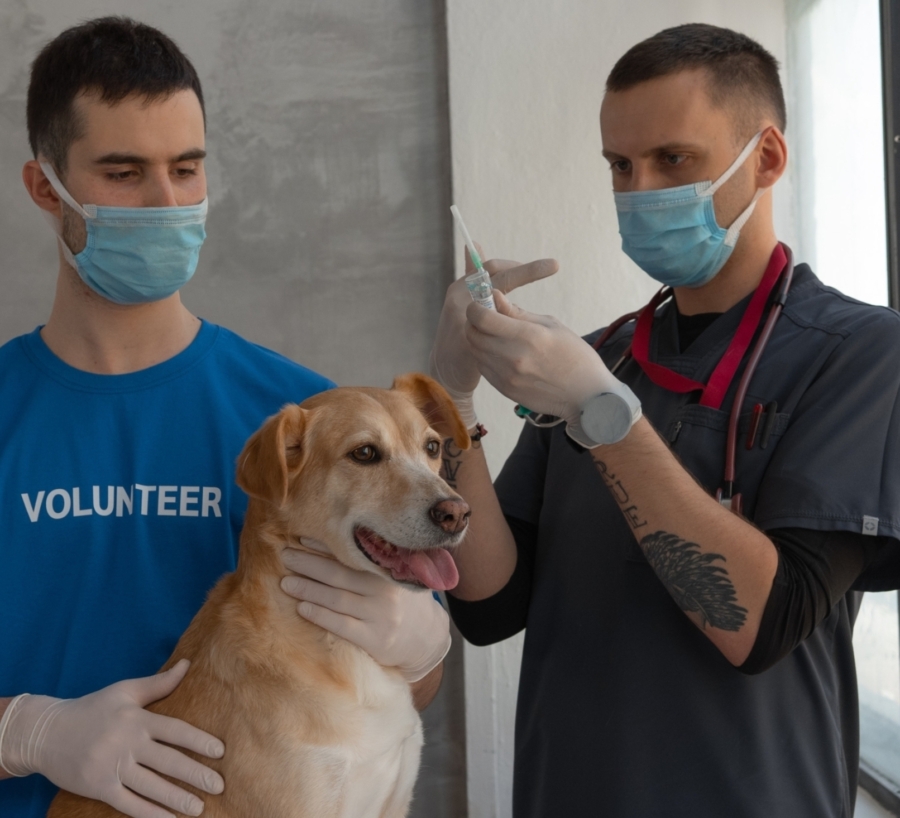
left=236, top=373, right=471, bottom=591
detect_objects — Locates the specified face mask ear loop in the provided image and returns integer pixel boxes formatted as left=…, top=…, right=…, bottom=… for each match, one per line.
left=38, top=162, right=93, bottom=220
left=37, top=161, right=91, bottom=270
left=705, top=131, right=764, bottom=197
left=723, top=187, right=766, bottom=247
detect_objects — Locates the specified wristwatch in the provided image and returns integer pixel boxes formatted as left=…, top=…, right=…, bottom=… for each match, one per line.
left=565, top=385, right=642, bottom=448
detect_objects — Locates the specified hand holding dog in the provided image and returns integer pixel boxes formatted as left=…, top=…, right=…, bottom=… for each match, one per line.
left=430, top=251, right=559, bottom=427
left=0, top=659, right=224, bottom=818
left=465, top=290, right=621, bottom=423
left=282, top=547, right=451, bottom=683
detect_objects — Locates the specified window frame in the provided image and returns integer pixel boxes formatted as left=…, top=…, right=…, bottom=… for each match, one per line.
left=861, top=6, right=900, bottom=812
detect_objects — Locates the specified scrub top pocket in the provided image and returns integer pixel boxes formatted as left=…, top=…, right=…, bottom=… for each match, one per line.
left=662, top=403, right=791, bottom=524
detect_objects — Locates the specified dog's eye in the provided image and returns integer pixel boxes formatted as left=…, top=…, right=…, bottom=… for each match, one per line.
left=425, top=440, right=441, bottom=458
left=350, top=445, right=379, bottom=463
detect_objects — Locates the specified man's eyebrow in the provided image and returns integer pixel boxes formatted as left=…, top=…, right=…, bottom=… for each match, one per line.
left=174, top=148, right=207, bottom=163
left=94, top=152, right=148, bottom=166
left=93, top=148, right=207, bottom=165
left=650, top=142, right=701, bottom=155
left=602, top=143, right=702, bottom=162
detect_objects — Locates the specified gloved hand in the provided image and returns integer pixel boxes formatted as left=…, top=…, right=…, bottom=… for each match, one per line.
left=430, top=248, right=559, bottom=427
left=281, top=546, right=451, bottom=683
left=0, top=660, right=224, bottom=818
left=465, top=290, right=627, bottom=424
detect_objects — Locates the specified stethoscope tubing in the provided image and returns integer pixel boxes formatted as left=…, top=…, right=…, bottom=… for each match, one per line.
left=721, top=245, right=794, bottom=498
left=592, top=244, right=796, bottom=512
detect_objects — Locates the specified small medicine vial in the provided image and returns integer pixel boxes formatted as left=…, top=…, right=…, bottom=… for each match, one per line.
left=465, top=268, right=495, bottom=310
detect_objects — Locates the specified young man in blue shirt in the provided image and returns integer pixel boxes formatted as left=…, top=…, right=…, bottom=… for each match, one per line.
left=0, top=17, right=449, bottom=818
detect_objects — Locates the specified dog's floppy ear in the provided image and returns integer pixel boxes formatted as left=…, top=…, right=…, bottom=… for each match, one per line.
left=236, top=404, right=308, bottom=506
left=391, top=373, right=471, bottom=451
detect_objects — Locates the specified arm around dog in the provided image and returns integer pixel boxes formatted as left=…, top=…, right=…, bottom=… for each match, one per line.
left=282, top=548, right=453, bottom=704
left=0, top=661, right=225, bottom=817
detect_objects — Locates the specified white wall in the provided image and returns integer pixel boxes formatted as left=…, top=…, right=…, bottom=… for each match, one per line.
left=445, top=2, right=789, bottom=816
left=786, top=0, right=888, bottom=305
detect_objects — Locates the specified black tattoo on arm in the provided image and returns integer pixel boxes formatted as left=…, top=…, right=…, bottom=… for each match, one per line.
left=640, top=531, right=748, bottom=631
left=442, top=437, right=479, bottom=489
left=591, top=456, right=647, bottom=530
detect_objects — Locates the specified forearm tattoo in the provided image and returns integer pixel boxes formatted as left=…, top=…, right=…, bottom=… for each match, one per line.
left=592, top=455, right=746, bottom=632
left=592, top=457, right=647, bottom=530
left=442, top=437, right=480, bottom=489
left=640, top=531, right=748, bottom=631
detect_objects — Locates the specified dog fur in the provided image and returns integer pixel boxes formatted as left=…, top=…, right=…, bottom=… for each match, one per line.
left=46, top=373, right=470, bottom=818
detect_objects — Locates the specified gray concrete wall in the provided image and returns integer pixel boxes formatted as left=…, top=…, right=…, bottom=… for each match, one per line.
left=0, top=1, right=465, bottom=815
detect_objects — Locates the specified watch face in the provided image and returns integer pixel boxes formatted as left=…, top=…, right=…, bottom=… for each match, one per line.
left=582, top=393, right=633, bottom=444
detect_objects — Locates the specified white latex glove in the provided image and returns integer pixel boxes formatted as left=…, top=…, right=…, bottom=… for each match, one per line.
left=465, top=290, right=626, bottom=424
left=430, top=249, right=559, bottom=427
left=281, top=546, right=451, bottom=683
left=0, top=660, right=224, bottom=818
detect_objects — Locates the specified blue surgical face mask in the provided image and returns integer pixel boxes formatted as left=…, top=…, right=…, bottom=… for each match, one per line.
left=40, top=162, right=207, bottom=305
left=613, top=132, right=764, bottom=288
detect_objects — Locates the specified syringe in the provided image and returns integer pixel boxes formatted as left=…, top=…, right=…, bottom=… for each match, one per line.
left=450, top=205, right=496, bottom=310
left=449, top=205, right=552, bottom=425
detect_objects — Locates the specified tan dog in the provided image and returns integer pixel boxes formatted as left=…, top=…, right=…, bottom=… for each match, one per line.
left=47, top=373, right=470, bottom=818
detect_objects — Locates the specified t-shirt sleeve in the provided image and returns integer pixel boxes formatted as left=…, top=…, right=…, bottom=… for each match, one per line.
left=739, top=527, right=888, bottom=674
left=447, top=515, right=538, bottom=645
left=754, top=310, right=900, bottom=542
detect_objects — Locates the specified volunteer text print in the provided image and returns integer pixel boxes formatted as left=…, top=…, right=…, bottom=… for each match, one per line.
left=20, top=484, right=224, bottom=522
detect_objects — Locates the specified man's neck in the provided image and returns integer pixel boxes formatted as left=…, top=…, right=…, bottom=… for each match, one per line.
left=673, top=210, right=779, bottom=316
left=40, top=262, right=201, bottom=375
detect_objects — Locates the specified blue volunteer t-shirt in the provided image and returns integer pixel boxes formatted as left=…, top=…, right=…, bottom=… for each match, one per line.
left=0, top=320, right=334, bottom=816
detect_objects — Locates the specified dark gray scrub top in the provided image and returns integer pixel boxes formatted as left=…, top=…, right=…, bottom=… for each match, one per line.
left=494, top=263, right=900, bottom=818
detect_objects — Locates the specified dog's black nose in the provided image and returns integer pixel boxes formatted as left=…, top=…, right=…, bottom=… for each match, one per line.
left=429, top=498, right=471, bottom=534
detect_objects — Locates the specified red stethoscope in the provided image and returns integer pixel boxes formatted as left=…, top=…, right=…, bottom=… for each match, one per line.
left=521, top=243, right=795, bottom=515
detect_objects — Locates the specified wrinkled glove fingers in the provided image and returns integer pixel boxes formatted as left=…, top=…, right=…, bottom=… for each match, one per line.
left=282, top=549, right=376, bottom=595
left=281, top=576, right=367, bottom=619
left=482, top=258, right=521, bottom=275
left=117, top=763, right=205, bottom=817
left=146, top=712, right=224, bottom=760
left=465, top=312, right=537, bottom=358
left=492, top=291, right=558, bottom=327
left=489, top=258, right=559, bottom=294
left=296, top=601, right=368, bottom=648
left=122, top=660, right=190, bottom=707
left=103, top=780, right=181, bottom=818
left=140, top=742, right=224, bottom=795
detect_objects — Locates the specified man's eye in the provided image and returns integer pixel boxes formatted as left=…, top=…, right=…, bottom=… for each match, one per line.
left=175, top=166, right=198, bottom=177
left=610, top=160, right=631, bottom=173
left=106, top=171, right=134, bottom=181
left=662, top=154, right=685, bottom=166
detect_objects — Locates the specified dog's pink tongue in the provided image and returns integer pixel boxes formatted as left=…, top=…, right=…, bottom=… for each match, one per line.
left=407, top=549, right=459, bottom=591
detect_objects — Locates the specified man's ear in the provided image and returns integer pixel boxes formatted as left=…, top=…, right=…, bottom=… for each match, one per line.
left=22, top=159, right=63, bottom=218
left=391, top=373, right=471, bottom=451
left=236, top=404, right=308, bottom=506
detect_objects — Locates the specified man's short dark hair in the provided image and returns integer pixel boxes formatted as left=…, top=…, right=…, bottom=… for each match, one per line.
left=606, top=23, right=786, bottom=137
left=27, top=16, right=205, bottom=173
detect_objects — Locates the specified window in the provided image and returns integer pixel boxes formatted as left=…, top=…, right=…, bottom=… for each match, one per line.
left=787, top=0, right=900, bottom=808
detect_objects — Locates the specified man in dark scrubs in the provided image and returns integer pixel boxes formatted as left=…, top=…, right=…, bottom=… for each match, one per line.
left=431, top=23, right=900, bottom=817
